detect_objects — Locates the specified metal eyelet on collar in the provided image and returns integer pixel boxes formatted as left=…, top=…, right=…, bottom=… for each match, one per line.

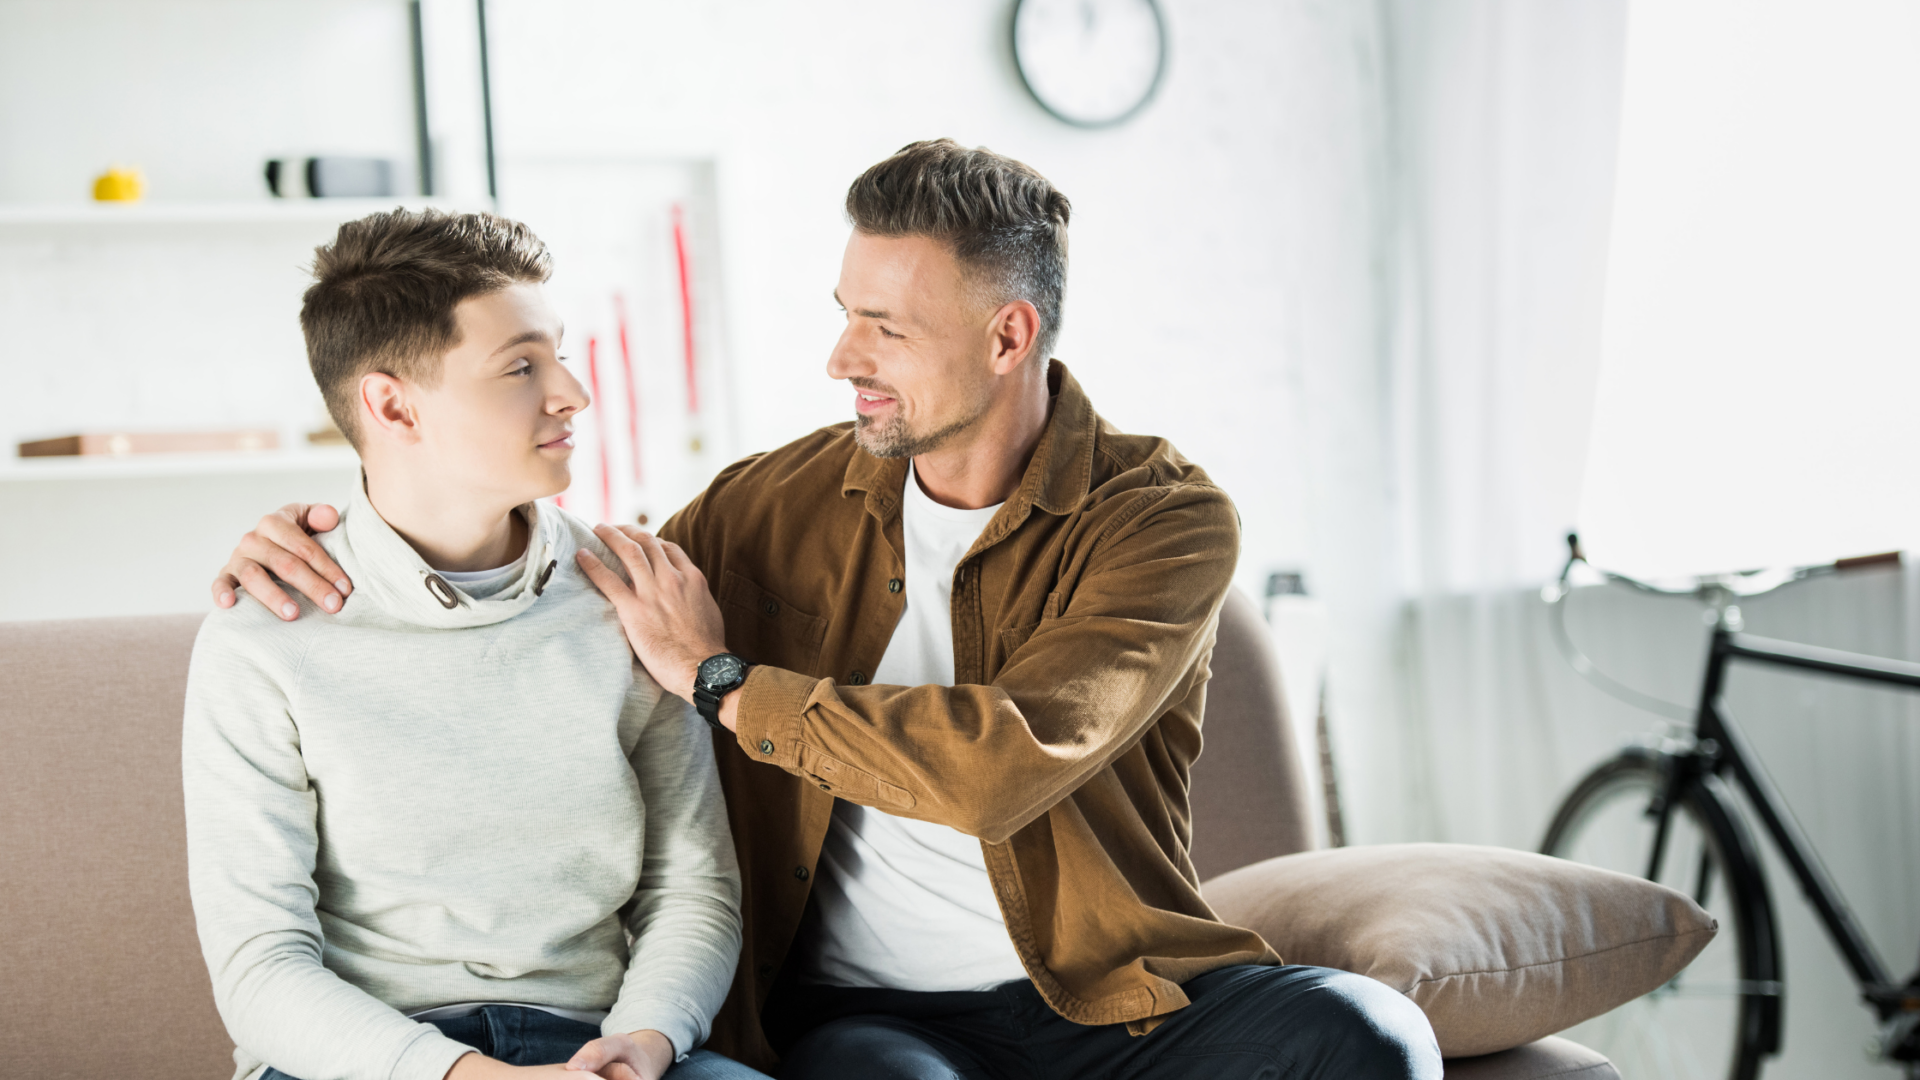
left=424, top=573, right=460, bottom=610
left=533, top=559, right=558, bottom=596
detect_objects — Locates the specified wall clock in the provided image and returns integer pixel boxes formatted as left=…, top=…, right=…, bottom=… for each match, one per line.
left=1012, top=0, right=1168, bottom=128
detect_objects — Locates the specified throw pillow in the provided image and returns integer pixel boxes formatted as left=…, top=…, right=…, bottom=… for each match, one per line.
left=1200, top=843, right=1716, bottom=1057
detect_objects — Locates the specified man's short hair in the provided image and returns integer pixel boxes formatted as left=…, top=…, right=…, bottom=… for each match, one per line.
left=301, top=208, right=552, bottom=446
left=845, top=138, right=1071, bottom=362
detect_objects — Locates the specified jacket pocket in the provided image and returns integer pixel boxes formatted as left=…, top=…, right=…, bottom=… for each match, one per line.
left=720, top=571, right=828, bottom=674
left=1000, top=621, right=1042, bottom=656
left=997, top=591, right=1062, bottom=657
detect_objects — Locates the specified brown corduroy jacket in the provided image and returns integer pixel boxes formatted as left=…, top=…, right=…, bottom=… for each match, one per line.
left=660, top=362, right=1278, bottom=1070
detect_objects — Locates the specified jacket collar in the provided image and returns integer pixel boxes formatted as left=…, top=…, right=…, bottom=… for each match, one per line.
left=336, top=477, right=561, bottom=629
left=841, top=359, right=1097, bottom=522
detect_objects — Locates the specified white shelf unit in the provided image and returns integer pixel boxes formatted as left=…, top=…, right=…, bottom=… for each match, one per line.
left=0, top=200, right=475, bottom=229
left=0, top=199, right=470, bottom=489
left=0, top=446, right=363, bottom=622
left=0, top=446, right=360, bottom=483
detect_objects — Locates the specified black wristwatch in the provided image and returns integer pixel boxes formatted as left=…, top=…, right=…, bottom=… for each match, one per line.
left=692, top=653, right=752, bottom=731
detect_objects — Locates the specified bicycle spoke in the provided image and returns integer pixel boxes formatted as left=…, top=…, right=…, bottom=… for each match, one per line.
left=1664, top=1003, right=1715, bottom=1080
left=1544, top=756, right=1758, bottom=1080
left=1673, top=976, right=1780, bottom=993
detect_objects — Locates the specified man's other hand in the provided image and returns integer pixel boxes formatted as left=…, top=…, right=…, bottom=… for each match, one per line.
left=210, top=503, right=350, bottom=620
left=578, top=525, right=727, bottom=703
left=565, top=1029, right=676, bottom=1080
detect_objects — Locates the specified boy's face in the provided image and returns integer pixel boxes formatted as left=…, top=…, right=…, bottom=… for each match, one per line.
left=389, top=282, right=586, bottom=505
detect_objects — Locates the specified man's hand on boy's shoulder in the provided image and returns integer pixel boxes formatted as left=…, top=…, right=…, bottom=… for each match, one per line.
left=577, top=524, right=727, bottom=706
left=210, top=502, right=352, bottom=621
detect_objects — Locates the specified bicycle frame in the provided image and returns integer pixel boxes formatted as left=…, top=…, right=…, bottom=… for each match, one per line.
left=1654, top=624, right=1920, bottom=1020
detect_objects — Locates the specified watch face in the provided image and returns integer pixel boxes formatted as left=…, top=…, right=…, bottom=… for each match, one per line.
left=699, top=653, right=746, bottom=690
left=1013, top=0, right=1167, bottom=128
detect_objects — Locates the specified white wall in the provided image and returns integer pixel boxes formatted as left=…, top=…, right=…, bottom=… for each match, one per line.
left=484, top=0, right=1388, bottom=596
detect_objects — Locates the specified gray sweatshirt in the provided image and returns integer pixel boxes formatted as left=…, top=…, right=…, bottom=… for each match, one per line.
left=183, top=484, right=742, bottom=1080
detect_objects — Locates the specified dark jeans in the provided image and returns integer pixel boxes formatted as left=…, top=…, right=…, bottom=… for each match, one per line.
left=259, top=1004, right=764, bottom=1079
left=767, top=965, right=1442, bottom=1080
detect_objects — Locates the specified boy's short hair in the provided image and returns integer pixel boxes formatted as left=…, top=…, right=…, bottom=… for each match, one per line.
left=845, top=138, right=1071, bottom=362
left=302, top=209, right=552, bottom=446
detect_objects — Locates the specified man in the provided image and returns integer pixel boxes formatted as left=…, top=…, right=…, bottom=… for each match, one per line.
left=216, top=139, right=1441, bottom=1079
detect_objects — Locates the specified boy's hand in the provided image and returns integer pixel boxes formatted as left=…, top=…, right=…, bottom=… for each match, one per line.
left=566, top=1029, right=676, bottom=1080
left=578, top=525, right=727, bottom=703
left=210, top=502, right=352, bottom=620
left=445, top=1054, right=598, bottom=1078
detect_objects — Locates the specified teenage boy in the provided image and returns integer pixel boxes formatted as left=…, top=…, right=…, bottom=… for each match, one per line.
left=212, top=145, right=1442, bottom=1078
left=183, top=210, right=763, bottom=1080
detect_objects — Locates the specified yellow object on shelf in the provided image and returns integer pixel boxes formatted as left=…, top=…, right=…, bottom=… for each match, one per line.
left=91, top=166, right=146, bottom=202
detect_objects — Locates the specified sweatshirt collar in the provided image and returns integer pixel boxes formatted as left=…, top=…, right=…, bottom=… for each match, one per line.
left=339, top=479, right=561, bottom=629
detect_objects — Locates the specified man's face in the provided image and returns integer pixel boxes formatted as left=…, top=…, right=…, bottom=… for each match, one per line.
left=400, top=281, right=587, bottom=504
left=827, top=231, right=997, bottom=458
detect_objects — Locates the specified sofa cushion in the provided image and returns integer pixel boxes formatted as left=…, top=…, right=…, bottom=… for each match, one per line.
left=0, top=614, right=232, bottom=1080
left=1445, top=1036, right=1618, bottom=1079
left=1201, top=843, right=1715, bottom=1057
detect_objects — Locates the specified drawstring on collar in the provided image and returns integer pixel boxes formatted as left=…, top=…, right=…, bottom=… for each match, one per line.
left=422, top=556, right=555, bottom=608
left=424, top=573, right=461, bottom=610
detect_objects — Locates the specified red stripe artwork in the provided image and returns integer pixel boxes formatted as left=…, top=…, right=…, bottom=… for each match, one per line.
left=616, top=292, right=642, bottom=487
left=586, top=335, right=612, bottom=522
left=671, top=204, right=699, bottom=416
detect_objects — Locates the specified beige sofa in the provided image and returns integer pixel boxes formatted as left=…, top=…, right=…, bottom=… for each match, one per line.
left=0, top=599, right=1615, bottom=1078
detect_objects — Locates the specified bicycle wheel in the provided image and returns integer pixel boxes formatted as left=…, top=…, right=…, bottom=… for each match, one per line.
left=1542, top=748, right=1779, bottom=1080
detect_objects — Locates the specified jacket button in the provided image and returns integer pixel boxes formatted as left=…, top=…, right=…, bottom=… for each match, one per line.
left=757, top=963, right=775, bottom=979
left=759, top=739, right=774, bottom=754
left=848, top=670, right=867, bottom=685
left=888, top=578, right=902, bottom=593
left=793, top=866, right=810, bottom=881
left=763, top=599, right=780, bottom=615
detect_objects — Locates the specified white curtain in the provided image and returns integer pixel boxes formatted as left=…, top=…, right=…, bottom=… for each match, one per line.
left=1378, top=6, right=1920, bottom=1071
left=1310, top=0, right=1629, bottom=844
left=1578, top=0, right=1920, bottom=576
left=1382, top=0, right=1628, bottom=597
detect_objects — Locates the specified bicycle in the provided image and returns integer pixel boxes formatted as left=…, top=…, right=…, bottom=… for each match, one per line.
left=1537, top=535, right=1920, bottom=1080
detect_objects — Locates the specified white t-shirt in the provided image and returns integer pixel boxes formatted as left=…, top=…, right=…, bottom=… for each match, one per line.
left=800, top=463, right=1030, bottom=992
left=434, top=550, right=529, bottom=599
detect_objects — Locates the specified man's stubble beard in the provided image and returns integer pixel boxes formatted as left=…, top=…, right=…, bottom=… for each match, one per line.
left=854, top=399, right=989, bottom=460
